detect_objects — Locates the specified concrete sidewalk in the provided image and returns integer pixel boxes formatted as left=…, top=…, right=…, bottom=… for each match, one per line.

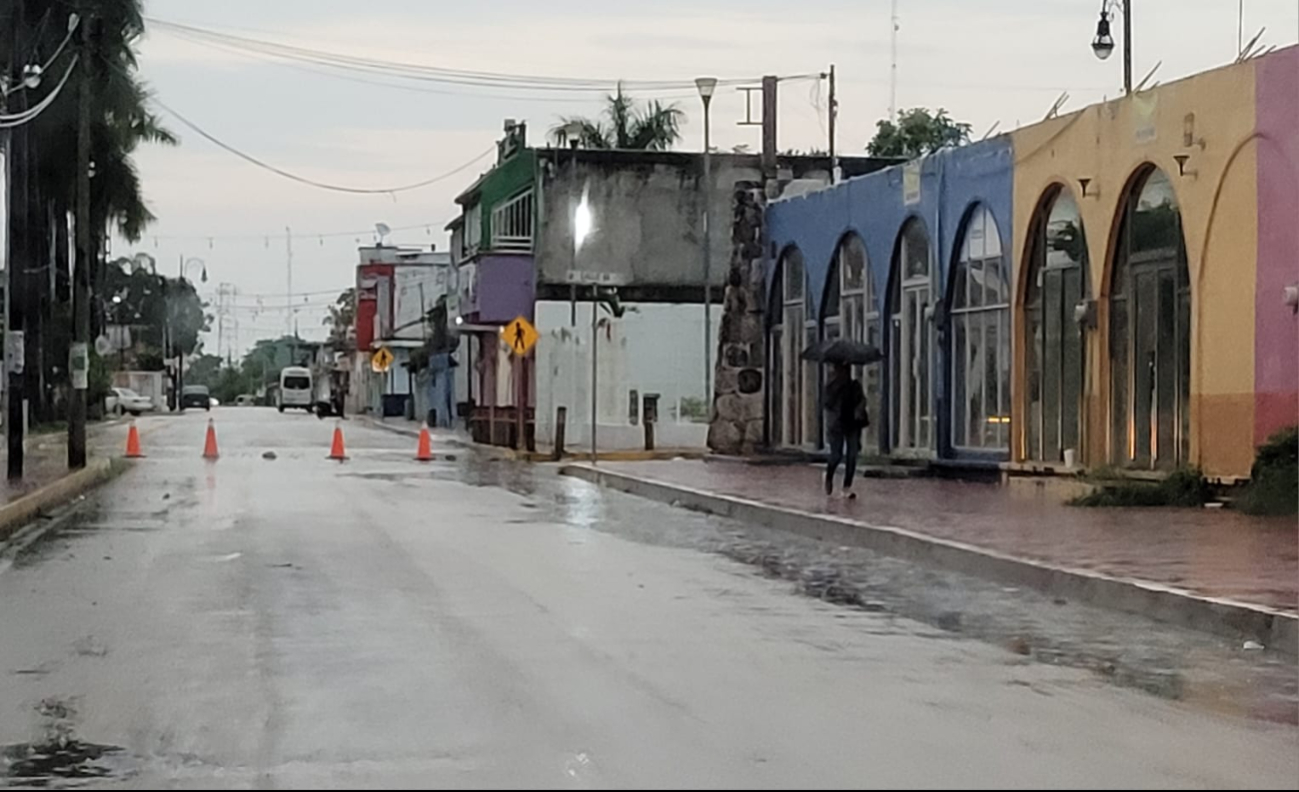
left=563, top=458, right=1298, bottom=651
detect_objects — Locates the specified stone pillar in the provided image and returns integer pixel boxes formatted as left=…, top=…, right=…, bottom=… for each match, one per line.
left=708, top=182, right=767, bottom=454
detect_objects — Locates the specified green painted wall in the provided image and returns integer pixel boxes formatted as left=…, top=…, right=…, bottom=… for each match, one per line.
left=473, top=148, right=536, bottom=246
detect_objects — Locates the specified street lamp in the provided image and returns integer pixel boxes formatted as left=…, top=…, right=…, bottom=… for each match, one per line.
left=1092, top=1, right=1131, bottom=95
left=695, top=77, right=717, bottom=411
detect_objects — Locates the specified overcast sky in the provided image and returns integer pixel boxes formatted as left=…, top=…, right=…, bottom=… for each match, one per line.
left=116, top=0, right=1299, bottom=353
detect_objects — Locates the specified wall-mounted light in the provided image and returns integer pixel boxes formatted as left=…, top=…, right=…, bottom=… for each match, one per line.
left=1173, top=153, right=1197, bottom=179
left=1284, top=284, right=1299, bottom=314
left=1078, top=177, right=1096, bottom=198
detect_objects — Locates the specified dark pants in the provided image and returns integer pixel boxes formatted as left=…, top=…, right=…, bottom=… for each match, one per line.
left=825, top=426, right=861, bottom=493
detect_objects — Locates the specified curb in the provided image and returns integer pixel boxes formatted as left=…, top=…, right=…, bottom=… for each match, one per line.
left=0, top=457, right=125, bottom=545
left=561, top=463, right=1299, bottom=655
left=360, top=417, right=706, bottom=463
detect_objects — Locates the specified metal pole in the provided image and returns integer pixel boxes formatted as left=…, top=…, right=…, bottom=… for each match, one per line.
left=69, top=12, right=91, bottom=469
left=702, top=93, right=713, bottom=410
left=828, top=64, right=838, bottom=180
left=591, top=285, right=598, bottom=464
left=889, top=0, right=899, bottom=121
left=176, top=255, right=185, bottom=412
left=7, top=5, right=30, bottom=480
left=1123, top=0, right=1133, bottom=95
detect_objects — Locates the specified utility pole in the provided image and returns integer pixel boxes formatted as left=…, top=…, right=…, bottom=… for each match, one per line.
left=828, top=64, right=838, bottom=181
left=69, top=11, right=93, bottom=469
left=286, top=226, right=296, bottom=361
left=890, top=0, right=899, bottom=121
left=7, top=3, right=31, bottom=480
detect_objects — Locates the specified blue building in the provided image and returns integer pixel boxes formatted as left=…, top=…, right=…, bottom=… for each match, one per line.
left=765, top=138, right=1014, bottom=464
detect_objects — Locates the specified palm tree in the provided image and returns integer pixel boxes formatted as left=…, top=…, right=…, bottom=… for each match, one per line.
left=17, top=0, right=174, bottom=418
left=550, top=85, right=684, bottom=150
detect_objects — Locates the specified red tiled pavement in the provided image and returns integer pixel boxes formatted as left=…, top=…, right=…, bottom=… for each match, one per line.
left=603, top=459, right=1299, bottom=614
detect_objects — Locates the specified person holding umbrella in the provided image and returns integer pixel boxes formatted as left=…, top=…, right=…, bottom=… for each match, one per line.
left=803, top=339, right=882, bottom=499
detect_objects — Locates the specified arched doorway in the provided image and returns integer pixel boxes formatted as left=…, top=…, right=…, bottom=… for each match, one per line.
left=1024, top=187, right=1089, bottom=462
left=889, top=218, right=934, bottom=455
left=823, top=234, right=882, bottom=452
left=1109, top=167, right=1190, bottom=469
left=949, top=204, right=1010, bottom=452
left=768, top=247, right=815, bottom=448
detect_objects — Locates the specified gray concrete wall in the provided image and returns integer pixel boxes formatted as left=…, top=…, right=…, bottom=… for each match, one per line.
left=536, top=151, right=835, bottom=290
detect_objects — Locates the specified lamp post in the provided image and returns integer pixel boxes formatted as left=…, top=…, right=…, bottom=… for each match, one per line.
left=695, top=77, right=717, bottom=413
left=1091, top=0, right=1131, bottom=96
left=174, top=256, right=207, bottom=411
left=572, top=190, right=596, bottom=463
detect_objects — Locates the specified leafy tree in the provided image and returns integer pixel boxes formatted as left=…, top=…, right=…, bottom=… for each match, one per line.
left=550, top=85, right=684, bottom=150
left=323, top=288, right=356, bottom=344
left=866, top=108, right=972, bottom=159
left=184, top=353, right=225, bottom=390
left=102, top=256, right=210, bottom=358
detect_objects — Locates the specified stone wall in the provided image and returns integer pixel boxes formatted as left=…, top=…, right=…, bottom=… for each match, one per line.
left=708, top=182, right=767, bottom=454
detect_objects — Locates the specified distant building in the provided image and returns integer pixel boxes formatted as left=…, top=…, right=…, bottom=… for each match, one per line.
left=351, top=245, right=453, bottom=417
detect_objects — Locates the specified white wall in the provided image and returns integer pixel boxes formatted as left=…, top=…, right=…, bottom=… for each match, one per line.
left=533, top=300, right=719, bottom=451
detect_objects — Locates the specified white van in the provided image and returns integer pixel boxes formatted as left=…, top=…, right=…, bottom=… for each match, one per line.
left=278, top=367, right=313, bottom=412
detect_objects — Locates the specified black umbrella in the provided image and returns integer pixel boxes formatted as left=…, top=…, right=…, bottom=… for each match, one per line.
left=801, top=338, right=885, bottom=366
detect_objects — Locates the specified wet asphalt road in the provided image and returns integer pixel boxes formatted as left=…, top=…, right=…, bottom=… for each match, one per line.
left=0, top=409, right=1295, bottom=789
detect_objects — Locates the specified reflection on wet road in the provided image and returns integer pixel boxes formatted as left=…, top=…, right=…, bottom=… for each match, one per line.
left=0, top=409, right=1294, bottom=788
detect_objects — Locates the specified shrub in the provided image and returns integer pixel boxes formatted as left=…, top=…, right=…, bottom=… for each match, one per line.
left=1071, top=467, right=1210, bottom=508
left=1238, top=427, right=1298, bottom=516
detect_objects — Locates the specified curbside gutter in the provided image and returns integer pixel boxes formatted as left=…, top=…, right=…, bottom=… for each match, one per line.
left=0, top=458, right=126, bottom=546
left=561, top=463, right=1298, bottom=656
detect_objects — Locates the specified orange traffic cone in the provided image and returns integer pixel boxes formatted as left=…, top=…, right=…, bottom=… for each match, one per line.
left=415, top=423, right=434, bottom=462
left=203, top=419, right=220, bottom=460
left=124, top=421, right=144, bottom=459
left=328, top=422, right=348, bottom=461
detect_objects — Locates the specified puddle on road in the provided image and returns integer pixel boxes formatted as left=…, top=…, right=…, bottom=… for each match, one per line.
left=1, top=740, right=135, bottom=788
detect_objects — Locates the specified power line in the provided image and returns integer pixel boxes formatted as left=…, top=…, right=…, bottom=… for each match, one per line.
left=0, top=55, right=79, bottom=128
left=144, top=222, right=439, bottom=243
left=147, top=17, right=781, bottom=94
left=149, top=95, right=496, bottom=195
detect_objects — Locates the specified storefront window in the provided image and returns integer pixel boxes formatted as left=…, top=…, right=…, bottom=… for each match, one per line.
left=1025, top=188, right=1088, bottom=462
left=950, top=205, right=1010, bottom=450
left=1109, top=168, right=1190, bottom=469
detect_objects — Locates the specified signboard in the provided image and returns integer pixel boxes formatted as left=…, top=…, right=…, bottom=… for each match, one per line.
left=903, top=161, right=922, bottom=206
left=371, top=346, right=395, bottom=373
left=564, top=270, right=631, bottom=287
left=501, top=316, right=539, bottom=357
left=70, top=343, right=89, bottom=390
left=1133, top=92, right=1158, bottom=144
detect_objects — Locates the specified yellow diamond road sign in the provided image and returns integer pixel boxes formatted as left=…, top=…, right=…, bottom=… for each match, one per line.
left=501, top=316, right=539, bottom=357
left=371, top=346, right=395, bottom=373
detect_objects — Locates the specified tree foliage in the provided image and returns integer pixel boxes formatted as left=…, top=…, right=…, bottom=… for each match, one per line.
left=866, top=108, right=972, bottom=159
left=103, top=256, right=209, bottom=358
left=323, top=288, right=356, bottom=344
left=550, top=86, right=684, bottom=150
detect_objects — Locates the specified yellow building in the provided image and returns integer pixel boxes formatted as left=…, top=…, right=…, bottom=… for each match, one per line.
left=1011, top=46, right=1297, bottom=479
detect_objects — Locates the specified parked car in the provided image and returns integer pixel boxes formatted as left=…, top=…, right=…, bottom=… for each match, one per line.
left=181, top=385, right=212, bottom=410
left=105, top=387, right=154, bottom=417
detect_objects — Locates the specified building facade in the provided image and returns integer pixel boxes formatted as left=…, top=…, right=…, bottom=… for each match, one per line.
left=450, top=119, right=893, bottom=449
left=763, top=47, right=1298, bottom=479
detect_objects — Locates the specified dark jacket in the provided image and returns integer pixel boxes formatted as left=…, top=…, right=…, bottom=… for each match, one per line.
left=823, top=376, right=866, bottom=434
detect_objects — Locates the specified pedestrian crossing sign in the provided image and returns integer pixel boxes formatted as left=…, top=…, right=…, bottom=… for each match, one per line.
left=501, top=316, right=539, bottom=357
left=371, top=346, right=395, bottom=373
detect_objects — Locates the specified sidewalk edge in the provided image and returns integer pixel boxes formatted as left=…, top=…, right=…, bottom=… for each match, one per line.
left=560, top=463, right=1298, bottom=656
left=0, top=457, right=124, bottom=545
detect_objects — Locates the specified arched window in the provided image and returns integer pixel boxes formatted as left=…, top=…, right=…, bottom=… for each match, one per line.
left=950, top=205, right=1010, bottom=450
left=890, top=219, right=934, bottom=454
left=769, top=248, right=815, bottom=447
left=1110, top=167, right=1190, bottom=469
left=824, top=235, right=882, bottom=452
left=1025, top=188, right=1089, bottom=462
